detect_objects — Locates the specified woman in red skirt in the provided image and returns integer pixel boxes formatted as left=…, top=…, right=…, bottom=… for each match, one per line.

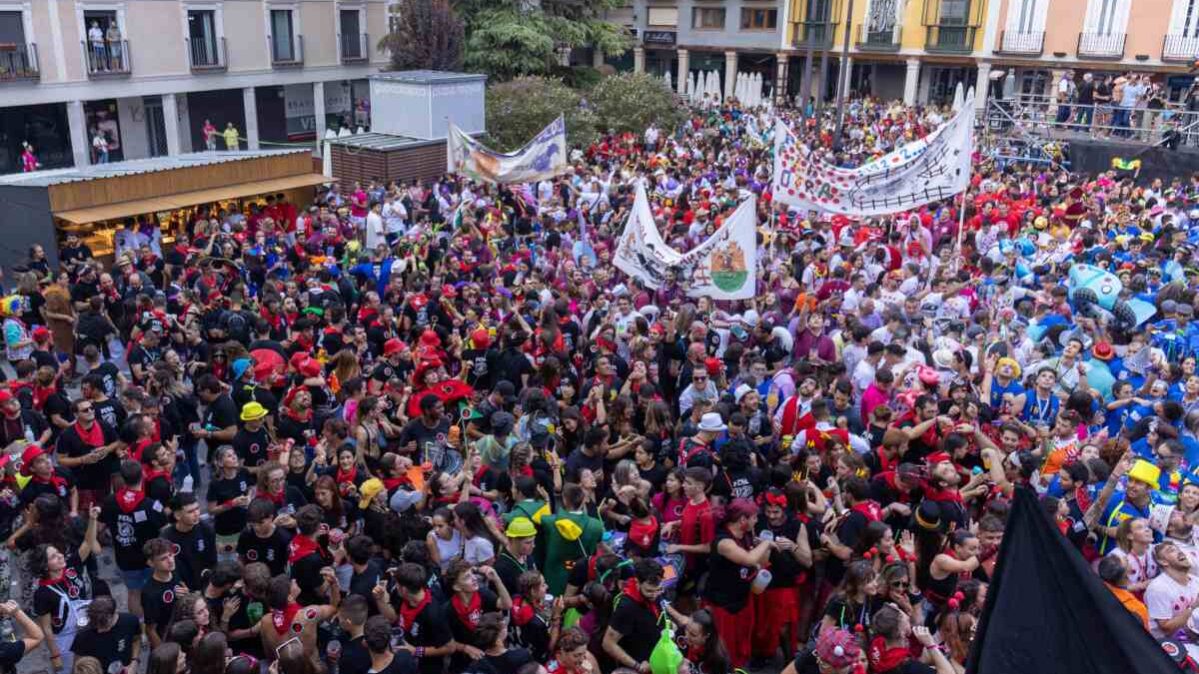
left=751, top=489, right=814, bottom=667
left=702, top=498, right=792, bottom=669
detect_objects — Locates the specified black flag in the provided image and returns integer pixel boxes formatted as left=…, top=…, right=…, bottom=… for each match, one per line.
left=966, top=487, right=1178, bottom=674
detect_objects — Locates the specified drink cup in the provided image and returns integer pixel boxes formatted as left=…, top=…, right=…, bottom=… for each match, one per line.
left=751, top=569, right=772, bottom=594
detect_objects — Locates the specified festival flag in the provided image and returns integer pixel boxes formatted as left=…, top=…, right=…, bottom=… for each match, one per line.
left=613, top=182, right=683, bottom=289
left=673, top=195, right=758, bottom=300
left=966, top=487, right=1177, bottom=674
left=447, top=116, right=567, bottom=184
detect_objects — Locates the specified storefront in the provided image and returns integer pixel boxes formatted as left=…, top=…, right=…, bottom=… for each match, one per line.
left=0, top=149, right=330, bottom=270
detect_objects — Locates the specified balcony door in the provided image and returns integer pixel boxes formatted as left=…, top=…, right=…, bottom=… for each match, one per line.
left=864, top=0, right=898, bottom=42
left=937, top=0, right=970, bottom=48
left=340, top=9, right=362, bottom=59
left=188, top=10, right=219, bottom=66
left=1084, top=0, right=1130, bottom=37
left=804, top=0, right=832, bottom=44
left=1169, top=0, right=1199, bottom=37
left=270, top=9, right=295, bottom=61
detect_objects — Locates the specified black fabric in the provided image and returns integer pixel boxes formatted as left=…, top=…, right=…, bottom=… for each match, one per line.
left=966, top=487, right=1177, bottom=674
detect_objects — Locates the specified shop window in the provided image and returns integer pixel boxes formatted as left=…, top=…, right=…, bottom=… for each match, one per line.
left=693, top=7, right=726, bottom=29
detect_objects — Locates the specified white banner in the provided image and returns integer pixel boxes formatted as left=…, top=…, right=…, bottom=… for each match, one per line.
left=613, top=182, right=682, bottom=289
left=773, top=92, right=974, bottom=216
left=447, top=115, right=568, bottom=184
left=614, top=184, right=758, bottom=300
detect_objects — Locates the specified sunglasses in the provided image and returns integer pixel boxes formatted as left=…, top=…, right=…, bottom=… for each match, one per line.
left=890, top=581, right=910, bottom=589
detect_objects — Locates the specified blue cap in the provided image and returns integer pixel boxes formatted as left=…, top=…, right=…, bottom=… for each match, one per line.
left=232, top=358, right=252, bottom=381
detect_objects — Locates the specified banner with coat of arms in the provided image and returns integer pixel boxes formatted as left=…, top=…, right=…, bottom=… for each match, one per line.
left=447, top=115, right=568, bottom=184
left=773, top=85, right=975, bottom=216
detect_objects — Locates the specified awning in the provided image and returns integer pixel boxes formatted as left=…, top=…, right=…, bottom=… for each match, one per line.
left=55, top=173, right=332, bottom=225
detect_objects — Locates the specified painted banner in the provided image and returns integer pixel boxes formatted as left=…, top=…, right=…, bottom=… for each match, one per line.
left=447, top=115, right=567, bottom=184
left=614, top=183, right=758, bottom=299
left=613, top=182, right=683, bottom=289
left=773, top=90, right=974, bottom=216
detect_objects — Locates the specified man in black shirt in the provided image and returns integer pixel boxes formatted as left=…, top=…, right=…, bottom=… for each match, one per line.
left=237, top=499, right=292, bottom=576
left=604, top=559, right=667, bottom=671
left=141, top=537, right=186, bottom=648
left=56, top=398, right=121, bottom=513
left=69, top=596, right=140, bottom=674
left=487, top=332, right=534, bottom=390
left=160, top=493, right=216, bottom=591
left=81, top=346, right=122, bottom=399
left=343, top=535, right=385, bottom=615
left=0, top=389, right=50, bottom=448
left=391, top=563, right=455, bottom=674
left=332, top=594, right=372, bottom=674
left=100, top=461, right=167, bottom=618
left=194, top=375, right=238, bottom=458
left=58, top=233, right=93, bottom=280
left=364, top=615, right=417, bottom=674
left=126, top=326, right=162, bottom=387
left=398, top=397, right=451, bottom=469
left=369, top=338, right=409, bottom=396
left=232, top=402, right=272, bottom=475
left=0, top=600, right=44, bottom=673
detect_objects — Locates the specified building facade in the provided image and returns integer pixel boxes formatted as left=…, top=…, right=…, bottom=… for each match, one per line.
left=0, top=0, right=389, bottom=175
left=617, top=0, right=1199, bottom=111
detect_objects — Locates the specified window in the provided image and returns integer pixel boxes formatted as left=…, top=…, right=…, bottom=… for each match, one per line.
left=939, top=0, right=970, bottom=25
left=1095, top=0, right=1118, bottom=33
left=647, top=7, right=678, bottom=27
left=270, top=8, right=296, bottom=62
left=339, top=8, right=363, bottom=59
left=187, top=10, right=219, bottom=66
left=692, top=7, right=726, bottom=29
left=806, top=0, right=833, bottom=23
left=0, top=11, right=25, bottom=44
left=740, top=8, right=778, bottom=29
left=1012, top=0, right=1036, bottom=32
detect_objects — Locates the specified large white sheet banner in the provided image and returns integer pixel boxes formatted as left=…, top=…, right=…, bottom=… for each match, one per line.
left=773, top=91, right=974, bottom=216
left=447, top=115, right=568, bottom=184
left=613, top=182, right=682, bottom=290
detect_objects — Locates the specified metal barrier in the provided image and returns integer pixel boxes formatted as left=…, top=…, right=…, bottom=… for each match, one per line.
left=984, top=95, right=1199, bottom=148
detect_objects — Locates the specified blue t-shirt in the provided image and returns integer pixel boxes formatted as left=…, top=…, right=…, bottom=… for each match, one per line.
left=988, top=380, right=1025, bottom=414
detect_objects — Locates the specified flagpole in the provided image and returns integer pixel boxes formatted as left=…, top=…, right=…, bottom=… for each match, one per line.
left=953, top=186, right=968, bottom=274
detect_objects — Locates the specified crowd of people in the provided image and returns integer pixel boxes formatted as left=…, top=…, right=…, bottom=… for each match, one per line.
left=0, top=86, right=1192, bottom=674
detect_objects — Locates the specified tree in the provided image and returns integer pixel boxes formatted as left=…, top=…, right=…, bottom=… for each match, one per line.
left=381, top=0, right=465, bottom=71
left=451, top=0, right=631, bottom=81
left=589, top=73, right=685, bottom=135
left=485, top=77, right=597, bottom=151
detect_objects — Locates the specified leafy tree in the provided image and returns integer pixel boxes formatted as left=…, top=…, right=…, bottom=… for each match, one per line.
left=381, top=0, right=465, bottom=71
left=589, top=73, right=685, bottom=135
left=452, top=0, right=631, bottom=81
left=485, top=77, right=597, bottom=151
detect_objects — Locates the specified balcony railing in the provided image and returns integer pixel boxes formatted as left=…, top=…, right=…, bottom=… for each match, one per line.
left=82, top=39, right=131, bottom=77
left=186, top=36, right=226, bottom=71
left=1077, top=31, right=1125, bottom=58
left=1163, top=33, right=1199, bottom=62
left=339, top=32, right=368, bottom=63
left=0, top=43, right=39, bottom=82
left=792, top=21, right=835, bottom=49
left=269, top=34, right=304, bottom=66
left=857, top=25, right=901, bottom=51
left=996, top=30, right=1044, bottom=55
left=925, top=25, right=976, bottom=53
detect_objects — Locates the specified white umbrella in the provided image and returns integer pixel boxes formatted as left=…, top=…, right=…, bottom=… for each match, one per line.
left=753, top=73, right=764, bottom=107
left=952, top=82, right=964, bottom=111
left=664, top=70, right=672, bottom=92
left=691, top=72, right=702, bottom=105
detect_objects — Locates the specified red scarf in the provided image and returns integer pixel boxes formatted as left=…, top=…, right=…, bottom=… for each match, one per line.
left=923, top=484, right=965, bottom=505
left=511, top=596, right=539, bottom=627
left=851, top=500, right=884, bottom=522
left=398, top=592, right=431, bottom=634
left=75, top=420, right=104, bottom=448
left=621, top=577, right=660, bottom=619
left=450, top=592, right=483, bottom=631
left=335, top=466, right=358, bottom=487
left=130, top=438, right=154, bottom=464
left=31, top=471, right=68, bottom=495
left=868, top=636, right=910, bottom=673
left=115, top=488, right=146, bottom=514
left=288, top=534, right=321, bottom=564
left=382, top=476, right=409, bottom=491
left=263, top=487, right=286, bottom=507
left=32, top=384, right=55, bottom=411
left=271, top=602, right=302, bottom=636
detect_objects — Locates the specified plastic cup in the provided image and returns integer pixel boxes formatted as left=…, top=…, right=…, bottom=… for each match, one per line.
left=751, top=569, right=772, bottom=594
left=758, top=530, right=774, bottom=543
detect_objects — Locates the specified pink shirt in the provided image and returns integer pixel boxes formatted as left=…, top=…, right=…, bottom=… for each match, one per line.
left=861, top=383, right=891, bottom=422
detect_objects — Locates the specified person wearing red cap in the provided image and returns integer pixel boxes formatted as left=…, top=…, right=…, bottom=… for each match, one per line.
left=0, top=388, right=50, bottom=449
left=368, top=337, right=410, bottom=397
left=17, top=445, right=74, bottom=511
left=459, top=328, right=496, bottom=389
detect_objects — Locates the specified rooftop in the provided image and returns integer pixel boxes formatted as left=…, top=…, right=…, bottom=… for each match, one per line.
left=370, top=70, right=487, bottom=85
left=325, top=132, right=447, bottom=151
left=0, top=149, right=310, bottom=188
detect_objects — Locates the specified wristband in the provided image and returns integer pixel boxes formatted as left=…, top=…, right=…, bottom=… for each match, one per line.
left=414, top=647, right=424, bottom=659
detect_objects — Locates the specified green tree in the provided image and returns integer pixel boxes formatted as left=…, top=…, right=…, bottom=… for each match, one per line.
left=485, top=77, right=598, bottom=151
left=452, top=0, right=631, bottom=81
left=381, top=0, right=465, bottom=71
left=589, top=72, right=685, bottom=135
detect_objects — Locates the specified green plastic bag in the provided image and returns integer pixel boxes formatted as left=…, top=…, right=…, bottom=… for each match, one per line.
left=648, top=619, right=683, bottom=674
left=561, top=606, right=582, bottom=630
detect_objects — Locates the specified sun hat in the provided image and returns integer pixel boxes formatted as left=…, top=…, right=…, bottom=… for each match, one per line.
left=240, top=401, right=268, bottom=422
left=1128, top=459, right=1162, bottom=487
left=505, top=517, right=537, bottom=539
left=697, top=412, right=726, bottom=433
left=357, top=478, right=385, bottom=510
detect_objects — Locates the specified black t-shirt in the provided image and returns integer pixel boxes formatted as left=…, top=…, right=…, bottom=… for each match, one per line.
left=395, top=595, right=452, bottom=674
left=100, top=491, right=167, bottom=571
left=369, top=651, right=418, bottom=674
left=703, top=531, right=755, bottom=613
left=757, top=516, right=808, bottom=587
left=494, top=550, right=535, bottom=599
left=460, top=348, right=493, bottom=389
left=142, top=572, right=182, bottom=638
left=126, top=344, right=161, bottom=383
left=473, top=649, right=534, bottom=674
left=823, top=594, right=885, bottom=632
left=237, top=525, right=292, bottom=576
left=93, top=398, right=126, bottom=432
left=348, top=560, right=384, bottom=614
left=398, top=417, right=451, bottom=465
left=337, top=634, right=372, bottom=674
left=32, top=552, right=93, bottom=633
left=70, top=613, right=141, bottom=670
left=161, top=522, right=217, bottom=591
left=487, top=349, right=533, bottom=390
left=233, top=426, right=272, bottom=469
left=825, top=509, right=870, bottom=586
left=207, top=469, right=254, bottom=536
left=204, top=394, right=239, bottom=431
left=19, top=471, right=74, bottom=508
left=609, top=594, right=662, bottom=665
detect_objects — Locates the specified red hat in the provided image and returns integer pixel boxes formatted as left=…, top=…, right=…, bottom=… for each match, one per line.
left=470, top=329, right=491, bottom=350
left=1092, top=341, right=1115, bottom=361
left=0, top=390, right=13, bottom=405
left=704, top=357, right=723, bottom=377
left=298, top=358, right=323, bottom=378
left=20, top=445, right=44, bottom=476
left=289, top=352, right=310, bottom=369
left=814, top=629, right=861, bottom=669
left=441, top=284, right=458, bottom=298
left=31, top=326, right=50, bottom=342
left=926, top=451, right=952, bottom=467
left=384, top=338, right=407, bottom=357
left=409, top=294, right=428, bottom=309
left=627, top=516, right=660, bottom=551
left=419, top=330, right=440, bottom=348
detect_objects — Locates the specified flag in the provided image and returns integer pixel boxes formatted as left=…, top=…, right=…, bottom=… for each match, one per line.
left=613, top=182, right=683, bottom=289
left=673, top=195, right=758, bottom=300
left=966, top=487, right=1177, bottom=674
left=773, top=88, right=974, bottom=217
left=447, top=116, right=567, bottom=184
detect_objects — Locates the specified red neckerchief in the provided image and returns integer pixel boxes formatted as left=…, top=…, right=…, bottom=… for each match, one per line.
left=32, top=384, right=55, bottom=411
left=263, top=487, right=286, bottom=507
left=685, top=642, right=706, bottom=665
left=38, top=570, right=68, bottom=587
left=335, top=466, right=357, bottom=487
left=868, top=636, right=910, bottom=673
left=472, top=464, right=490, bottom=487
left=151, top=419, right=162, bottom=443
left=284, top=404, right=313, bottom=424
left=850, top=500, right=883, bottom=522
left=923, top=483, right=965, bottom=505
left=288, top=534, right=321, bottom=564
left=450, top=592, right=483, bottom=631
left=398, top=592, right=431, bottom=633
left=31, top=471, right=68, bottom=494
left=382, top=475, right=409, bottom=491
left=75, top=420, right=104, bottom=448
left=879, top=471, right=914, bottom=504
left=511, top=596, right=539, bottom=627
left=621, top=577, right=660, bottom=619
left=271, top=602, right=302, bottom=636
left=130, top=438, right=153, bottom=464
left=115, top=488, right=146, bottom=514
left=874, top=447, right=897, bottom=473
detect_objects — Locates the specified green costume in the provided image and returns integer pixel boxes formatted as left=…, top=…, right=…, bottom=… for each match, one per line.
left=540, top=510, right=604, bottom=595
left=505, top=498, right=552, bottom=569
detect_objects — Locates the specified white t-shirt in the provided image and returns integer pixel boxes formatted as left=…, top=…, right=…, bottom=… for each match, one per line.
left=1146, top=572, right=1199, bottom=640
left=1108, top=547, right=1158, bottom=587
left=463, top=535, right=494, bottom=565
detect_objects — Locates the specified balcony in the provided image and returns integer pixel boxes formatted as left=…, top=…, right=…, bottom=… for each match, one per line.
left=1163, top=34, right=1199, bottom=62
left=339, top=32, right=369, bottom=63
left=995, top=30, right=1044, bottom=55
left=186, top=36, right=226, bottom=72
left=925, top=25, right=976, bottom=52
left=1077, top=31, right=1125, bottom=59
left=0, top=43, right=39, bottom=82
left=792, top=21, right=835, bottom=49
left=82, top=39, right=131, bottom=77
left=857, top=25, right=901, bottom=51
left=269, top=34, right=304, bottom=67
